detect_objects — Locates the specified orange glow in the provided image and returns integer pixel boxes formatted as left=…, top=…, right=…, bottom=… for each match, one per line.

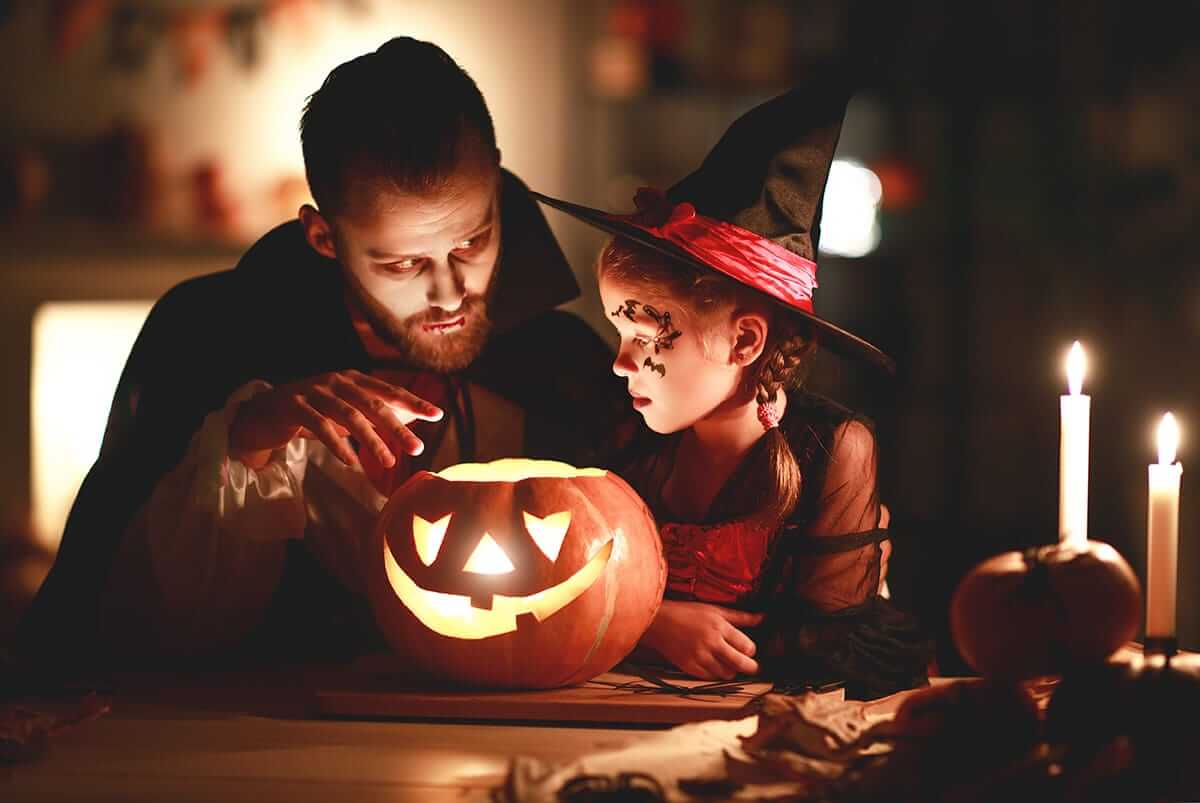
left=1157, top=413, right=1180, bottom=466
left=1066, top=341, right=1086, bottom=396
left=384, top=537, right=615, bottom=640
left=31, top=301, right=153, bottom=549
left=436, top=459, right=605, bottom=483
left=523, top=511, right=571, bottom=562
left=462, top=533, right=515, bottom=575
left=413, top=513, right=451, bottom=566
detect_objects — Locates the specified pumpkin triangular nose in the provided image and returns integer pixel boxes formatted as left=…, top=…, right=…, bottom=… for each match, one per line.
left=463, top=533, right=515, bottom=575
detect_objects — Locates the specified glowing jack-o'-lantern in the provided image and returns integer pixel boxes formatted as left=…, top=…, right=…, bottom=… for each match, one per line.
left=364, top=458, right=666, bottom=688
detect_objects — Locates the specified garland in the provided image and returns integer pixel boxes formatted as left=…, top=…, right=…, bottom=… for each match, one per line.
left=45, top=0, right=366, bottom=83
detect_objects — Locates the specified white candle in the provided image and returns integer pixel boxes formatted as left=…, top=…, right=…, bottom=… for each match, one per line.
left=1147, top=413, right=1183, bottom=639
left=1059, top=342, right=1090, bottom=547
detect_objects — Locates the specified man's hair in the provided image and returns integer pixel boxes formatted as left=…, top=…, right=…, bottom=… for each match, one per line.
left=300, top=37, right=497, bottom=214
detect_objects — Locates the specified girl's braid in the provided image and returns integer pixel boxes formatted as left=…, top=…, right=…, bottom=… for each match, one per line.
left=755, top=331, right=815, bottom=405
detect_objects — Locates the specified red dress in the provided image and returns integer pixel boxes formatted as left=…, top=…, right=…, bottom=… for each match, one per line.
left=659, top=518, right=774, bottom=606
left=616, top=391, right=932, bottom=700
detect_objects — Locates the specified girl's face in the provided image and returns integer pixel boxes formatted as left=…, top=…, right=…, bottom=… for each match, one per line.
left=599, top=275, right=743, bottom=434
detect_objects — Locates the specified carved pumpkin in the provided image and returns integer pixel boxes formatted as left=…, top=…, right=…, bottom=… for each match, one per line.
left=949, top=540, right=1141, bottom=679
left=364, top=458, right=666, bottom=688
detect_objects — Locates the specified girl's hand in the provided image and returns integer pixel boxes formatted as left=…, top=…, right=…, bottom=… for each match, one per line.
left=640, top=599, right=764, bottom=680
left=229, top=370, right=443, bottom=470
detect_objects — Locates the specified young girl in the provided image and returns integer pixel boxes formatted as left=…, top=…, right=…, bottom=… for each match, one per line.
left=535, top=82, right=932, bottom=699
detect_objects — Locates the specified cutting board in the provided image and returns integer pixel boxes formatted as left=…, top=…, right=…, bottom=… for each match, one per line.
left=312, top=665, right=774, bottom=726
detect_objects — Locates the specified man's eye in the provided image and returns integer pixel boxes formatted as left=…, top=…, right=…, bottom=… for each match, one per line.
left=384, top=258, right=421, bottom=274
left=453, top=230, right=491, bottom=253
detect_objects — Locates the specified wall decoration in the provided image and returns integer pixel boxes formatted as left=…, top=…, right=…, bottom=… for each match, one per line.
left=51, top=0, right=111, bottom=60
left=50, top=0, right=366, bottom=83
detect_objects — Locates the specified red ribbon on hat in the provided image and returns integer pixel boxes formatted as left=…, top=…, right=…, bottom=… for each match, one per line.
left=612, top=187, right=818, bottom=313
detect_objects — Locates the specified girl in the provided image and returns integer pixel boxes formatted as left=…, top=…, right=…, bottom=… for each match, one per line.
left=535, top=82, right=931, bottom=699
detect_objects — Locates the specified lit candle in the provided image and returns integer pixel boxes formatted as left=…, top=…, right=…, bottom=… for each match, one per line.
left=1059, top=342, right=1090, bottom=547
left=1146, top=413, right=1183, bottom=640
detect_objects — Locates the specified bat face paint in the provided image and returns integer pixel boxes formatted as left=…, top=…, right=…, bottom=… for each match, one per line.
left=613, top=300, right=676, bottom=377
left=610, top=299, right=638, bottom=322
left=641, top=304, right=682, bottom=353
left=643, top=357, right=666, bottom=376
left=599, top=275, right=746, bottom=436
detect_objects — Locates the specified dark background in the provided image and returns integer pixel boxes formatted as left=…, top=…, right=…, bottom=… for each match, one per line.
left=1, top=0, right=1196, bottom=672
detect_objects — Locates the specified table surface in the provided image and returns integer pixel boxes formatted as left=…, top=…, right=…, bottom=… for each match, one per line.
left=2, top=667, right=730, bottom=803
left=11, top=644, right=1158, bottom=803
left=6, top=700, right=671, bottom=803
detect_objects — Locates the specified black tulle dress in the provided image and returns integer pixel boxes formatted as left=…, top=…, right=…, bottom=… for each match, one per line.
left=614, top=390, right=934, bottom=700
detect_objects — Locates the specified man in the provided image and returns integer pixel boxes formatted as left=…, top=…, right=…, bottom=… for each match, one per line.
left=17, top=37, right=623, bottom=671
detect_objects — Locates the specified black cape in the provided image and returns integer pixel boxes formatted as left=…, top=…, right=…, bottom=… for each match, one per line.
left=17, top=169, right=626, bottom=673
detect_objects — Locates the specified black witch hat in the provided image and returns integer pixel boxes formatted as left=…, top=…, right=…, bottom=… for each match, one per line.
left=531, top=72, right=893, bottom=374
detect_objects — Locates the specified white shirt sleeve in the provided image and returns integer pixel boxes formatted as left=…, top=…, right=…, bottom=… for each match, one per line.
left=112, top=380, right=391, bottom=652
left=116, top=380, right=309, bottom=648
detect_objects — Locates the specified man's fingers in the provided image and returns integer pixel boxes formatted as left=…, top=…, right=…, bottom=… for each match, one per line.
left=309, top=389, right=395, bottom=468
left=295, top=399, right=359, bottom=468
left=375, top=418, right=425, bottom=457
left=879, top=503, right=891, bottom=529
left=346, top=372, right=443, bottom=422
left=297, top=423, right=349, bottom=440
left=332, top=378, right=428, bottom=457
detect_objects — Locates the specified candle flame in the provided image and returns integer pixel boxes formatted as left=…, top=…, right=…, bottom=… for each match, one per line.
left=1158, top=413, right=1180, bottom=466
left=1066, top=341, right=1086, bottom=396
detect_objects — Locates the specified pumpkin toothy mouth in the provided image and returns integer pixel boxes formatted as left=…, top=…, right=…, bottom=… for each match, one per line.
left=383, top=537, right=615, bottom=639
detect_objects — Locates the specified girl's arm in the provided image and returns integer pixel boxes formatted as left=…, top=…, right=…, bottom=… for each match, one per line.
left=637, top=600, right=763, bottom=680
left=809, top=419, right=880, bottom=539
left=760, top=420, right=931, bottom=698
left=793, top=419, right=887, bottom=612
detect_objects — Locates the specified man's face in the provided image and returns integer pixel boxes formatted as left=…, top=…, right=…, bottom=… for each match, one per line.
left=317, top=163, right=502, bottom=372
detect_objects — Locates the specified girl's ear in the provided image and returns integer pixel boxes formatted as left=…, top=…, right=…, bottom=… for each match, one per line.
left=730, top=309, right=770, bottom=366
left=299, top=204, right=338, bottom=260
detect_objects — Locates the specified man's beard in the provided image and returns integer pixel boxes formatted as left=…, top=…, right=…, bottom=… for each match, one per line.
left=348, top=280, right=493, bottom=373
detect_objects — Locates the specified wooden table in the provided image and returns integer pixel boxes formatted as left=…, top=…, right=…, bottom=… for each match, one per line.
left=5, top=699, right=666, bottom=802
left=3, top=666, right=769, bottom=803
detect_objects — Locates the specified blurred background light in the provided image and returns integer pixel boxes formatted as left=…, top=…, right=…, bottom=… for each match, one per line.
left=818, top=158, right=882, bottom=258
left=30, top=301, right=153, bottom=549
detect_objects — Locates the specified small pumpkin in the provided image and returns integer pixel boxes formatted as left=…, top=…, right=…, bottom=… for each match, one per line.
left=882, top=678, right=1042, bottom=793
left=1046, top=650, right=1200, bottom=799
left=363, top=458, right=666, bottom=689
left=949, top=540, right=1141, bottom=679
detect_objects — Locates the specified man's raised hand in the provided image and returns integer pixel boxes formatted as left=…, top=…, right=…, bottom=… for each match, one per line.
left=228, top=370, right=443, bottom=470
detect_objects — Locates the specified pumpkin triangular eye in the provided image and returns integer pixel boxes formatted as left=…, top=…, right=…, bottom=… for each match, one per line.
left=413, top=514, right=452, bottom=566
left=463, top=533, right=515, bottom=574
left=523, top=511, right=572, bottom=562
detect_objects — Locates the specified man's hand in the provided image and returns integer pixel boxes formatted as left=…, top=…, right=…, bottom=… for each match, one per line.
left=640, top=599, right=764, bottom=680
left=229, top=370, right=443, bottom=470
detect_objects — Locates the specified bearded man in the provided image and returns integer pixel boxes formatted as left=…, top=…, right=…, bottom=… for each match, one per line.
left=18, top=37, right=623, bottom=671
